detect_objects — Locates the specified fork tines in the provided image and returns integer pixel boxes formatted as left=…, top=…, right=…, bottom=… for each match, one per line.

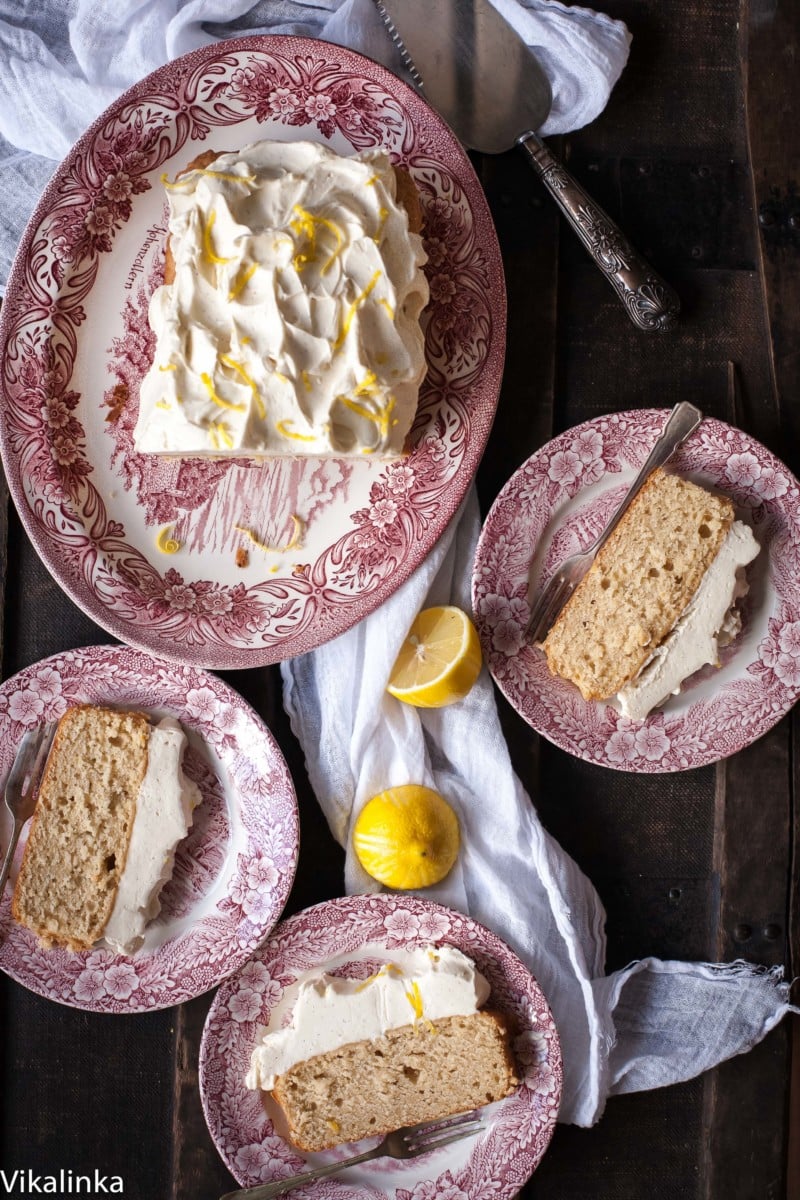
left=404, top=1112, right=484, bottom=1152
left=4, top=722, right=55, bottom=801
left=525, top=576, right=572, bottom=645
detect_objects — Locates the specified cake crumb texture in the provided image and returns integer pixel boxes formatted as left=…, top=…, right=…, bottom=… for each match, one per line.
left=12, top=706, right=150, bottom=951
left=542, top=470, right=734, bottom=701
left=272, top=1010, right=517, bottom=1151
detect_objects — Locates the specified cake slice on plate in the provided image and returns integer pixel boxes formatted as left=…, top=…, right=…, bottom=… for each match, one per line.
left=246, top=945, right=518, bottom=1151
left=541, top=469, right=760, bottom=717
left=12, top=705, right=201, bottom=953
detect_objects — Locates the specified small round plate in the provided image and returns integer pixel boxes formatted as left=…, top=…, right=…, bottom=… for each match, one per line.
left=0, top=645, right=299, bottom=1011
left=0, top=36, right=504, bottom=669
left=472, top=410, right=800, bottom=772
left=200, top=894, right=561, bottom=1198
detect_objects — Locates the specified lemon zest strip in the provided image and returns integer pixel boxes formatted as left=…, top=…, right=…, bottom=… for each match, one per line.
left=235, top=514, right=304, bottom=554
left=405, top=981, right=424, bottom=1021
left=337, top=393, right=395, bottom=441
left=283, top=514, right=305, bottom=551
left=220, top=354, right=265, bottom=419
left=201, top=372, right=246, bottom=413
left=333, top=269, right=382, bottom=351
left=290, top=205, right=344, bottom=275
left=373, top=206, right=389, bottom=243
left=234, top=524, right=280, bottom=553
left=156, top=526, right=181, bottom=554
left=202, top=209, right=235, bottom=265
left=228, top=262, right=258, bottom=300
left=209, top=421, right=234, bottom=449
left=276, top=419, right=316, bottom=443
left=155, top=400, right=171, bottom=411
left=158, top=363, right=177, bottom=372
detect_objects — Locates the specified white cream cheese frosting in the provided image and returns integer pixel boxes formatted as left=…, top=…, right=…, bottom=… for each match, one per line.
left=246, top=945, right=490, bottom=1091
left=616, top=520, right=760, bottom=721
left=134, top=140, right=429, bottom=457
left=102, top=717, right=202, bottom=955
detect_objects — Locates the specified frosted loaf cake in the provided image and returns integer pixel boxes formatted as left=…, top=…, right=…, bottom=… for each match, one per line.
left=134, top=140, right=429, bottom=457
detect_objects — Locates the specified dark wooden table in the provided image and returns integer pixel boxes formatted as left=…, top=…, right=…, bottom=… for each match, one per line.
left=2, top=1, right=799, bottom=1197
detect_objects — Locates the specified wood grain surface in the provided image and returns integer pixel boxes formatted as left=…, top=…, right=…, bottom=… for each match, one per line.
left=1, top=1, right=798, bottom=1197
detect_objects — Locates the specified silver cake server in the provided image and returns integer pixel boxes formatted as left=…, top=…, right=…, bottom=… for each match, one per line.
left=370, top=0, right=680, bottom=332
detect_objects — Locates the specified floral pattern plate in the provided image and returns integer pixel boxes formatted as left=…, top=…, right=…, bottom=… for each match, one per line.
left=200, top=894, right=561, bottom=1198
left=0, top=37, right=504, bottom=670
left=0, top=645, right=299, bottom=1011
left=472, top=410, right=800, bottom=773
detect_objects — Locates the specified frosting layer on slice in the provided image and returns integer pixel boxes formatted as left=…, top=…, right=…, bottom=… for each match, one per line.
left=616, top=520, right=760, bottom=720
left=246, top=944, right=489, bottom=1091
left=103, top=717, right=202, bottom=954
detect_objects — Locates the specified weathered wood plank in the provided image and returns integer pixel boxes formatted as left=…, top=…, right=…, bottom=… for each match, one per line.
left=737, top=0, right=800, bottom=1192
left=171, top=996, right=237, bottom=1199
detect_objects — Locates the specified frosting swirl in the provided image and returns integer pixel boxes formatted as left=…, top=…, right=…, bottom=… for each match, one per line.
left=135, top=140, right=429, bottom=457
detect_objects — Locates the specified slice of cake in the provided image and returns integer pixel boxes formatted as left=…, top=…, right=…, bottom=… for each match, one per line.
left=541, top=470, right=759, bottom=712
left=134, top=139, right=429, bottom=458
left=246, top=945, right=518, bottom=1151
left=12, top=706, right=201, bottom=953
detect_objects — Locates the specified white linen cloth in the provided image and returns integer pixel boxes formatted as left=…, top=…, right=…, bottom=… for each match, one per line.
left=0, top=0, right=794, bottom=1127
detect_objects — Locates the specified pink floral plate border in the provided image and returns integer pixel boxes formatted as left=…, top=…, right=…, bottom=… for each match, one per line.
left=472, top=409, right=800, bottom=773
left=0, top=36, right=505, bottom=670
left=200, top=894, right=561, bottom=1198
left=0, top=645, right=299, bottom=1012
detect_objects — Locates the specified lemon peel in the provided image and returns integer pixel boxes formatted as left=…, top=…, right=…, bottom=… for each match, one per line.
left=156, top=526, right=181, bottom=554
left=352, top=784, right=460, bottom=890
left=235, top=515, right=304, bottom=554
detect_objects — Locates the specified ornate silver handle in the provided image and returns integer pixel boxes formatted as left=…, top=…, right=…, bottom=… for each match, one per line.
left=518, top=131, right=680, bottom=333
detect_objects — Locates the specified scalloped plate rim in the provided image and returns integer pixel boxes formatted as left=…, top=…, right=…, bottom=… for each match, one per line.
left=0, top=35, right=506, bottom=671
left=0, top=643, right=300, bottom=1012
left=472, top=408, right=800, bottom=773
left=199, top=893, right=562, bottom=1197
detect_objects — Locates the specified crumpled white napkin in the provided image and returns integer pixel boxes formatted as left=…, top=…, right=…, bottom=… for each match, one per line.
left=0, top=0, right=630, bottom=290
left=0, top=0, right=793, bottom=1127
left=282, top=488, right=796, bottom=1125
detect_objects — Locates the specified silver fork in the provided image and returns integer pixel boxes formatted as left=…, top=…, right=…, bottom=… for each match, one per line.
left=525, top=401, right=703, bottom=645
left=219, top=1112, right=484, bottom=1200
left=0, top=723, right=57, bottom=896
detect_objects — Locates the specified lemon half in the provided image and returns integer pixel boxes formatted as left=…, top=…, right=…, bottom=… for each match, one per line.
left=387, top=605, right=482, bottom=708
left=353, top=784, right=460, bottom=890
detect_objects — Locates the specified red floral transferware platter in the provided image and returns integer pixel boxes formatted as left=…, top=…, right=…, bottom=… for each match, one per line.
left=0, top=37, right=504, bottom=670
left=0, top=645, right=299, bottom=1012
left=200, top=894, right=561, bottom=1198
left=472, top=410, right=800, bottom=773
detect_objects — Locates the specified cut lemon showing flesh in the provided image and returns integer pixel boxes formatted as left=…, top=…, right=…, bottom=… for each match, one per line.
left=353, top=784, right=460, bottom=890
left=387, top=605, right=482, bottom=708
